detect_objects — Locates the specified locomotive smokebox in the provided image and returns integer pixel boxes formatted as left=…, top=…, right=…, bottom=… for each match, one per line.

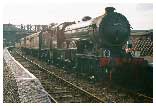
left=105, top=7, right=115, bottom=14
left=98, top=6, right=130, bottom=50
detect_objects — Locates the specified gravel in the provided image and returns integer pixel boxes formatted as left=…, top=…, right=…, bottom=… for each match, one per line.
left=3, top=60, right=20, bottom=103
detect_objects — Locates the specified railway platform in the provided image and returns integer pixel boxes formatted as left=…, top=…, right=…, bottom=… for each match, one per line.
left=3, top=48, right=51, bottom=103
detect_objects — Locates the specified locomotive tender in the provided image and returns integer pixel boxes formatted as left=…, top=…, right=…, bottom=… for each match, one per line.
left=16, top=7, right=152, bottom=90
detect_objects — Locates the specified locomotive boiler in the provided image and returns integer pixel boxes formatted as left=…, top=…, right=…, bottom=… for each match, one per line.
left=64, top=7, right=130, bottom=57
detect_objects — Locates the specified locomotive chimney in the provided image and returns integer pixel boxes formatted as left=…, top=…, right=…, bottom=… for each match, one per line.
left=105, top=7, right=115, bottom=14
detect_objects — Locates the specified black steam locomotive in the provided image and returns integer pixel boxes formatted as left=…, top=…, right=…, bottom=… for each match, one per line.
left=16, top=7, right=152, bottom=91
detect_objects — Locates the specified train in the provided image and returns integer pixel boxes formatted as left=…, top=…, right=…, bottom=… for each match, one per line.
left=15, top=7, right=152, bottom=91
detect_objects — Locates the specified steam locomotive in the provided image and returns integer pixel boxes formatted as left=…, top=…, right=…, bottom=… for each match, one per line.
left=15, top=7, right=152, bottom=90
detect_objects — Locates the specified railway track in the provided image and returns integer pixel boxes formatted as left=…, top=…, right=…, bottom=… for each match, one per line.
left=8, top=48, right=153, bottom=103
left=9, top=50, right=105, bottom=103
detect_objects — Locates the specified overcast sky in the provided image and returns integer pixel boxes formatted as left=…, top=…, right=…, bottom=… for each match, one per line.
left=3, top=2, right=153, bottom=30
